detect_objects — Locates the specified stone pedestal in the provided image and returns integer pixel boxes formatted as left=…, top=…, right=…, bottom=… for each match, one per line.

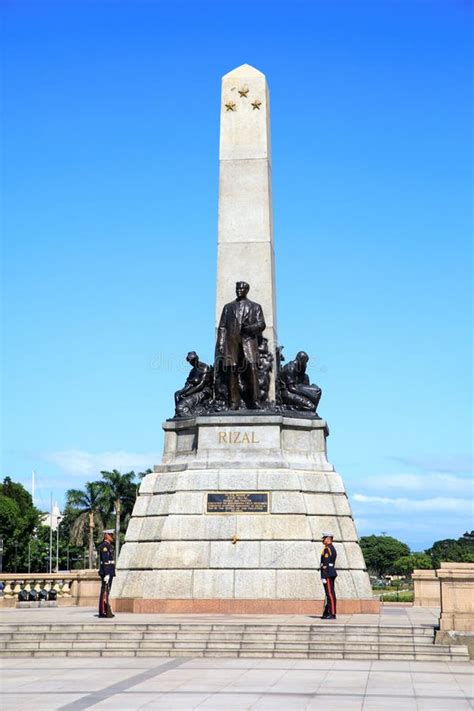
left=413, top=569, right=440, bottom=607
left=438, top=562, right=474, bottom=632
left=114, top=415, right=377, bottom=614
left=69, top=572, right=101, bottom=607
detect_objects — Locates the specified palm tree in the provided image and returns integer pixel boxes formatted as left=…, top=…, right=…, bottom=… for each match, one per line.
left=66, top=482, right=105, bottom=569
left=100, top=470, right=137, bottom=558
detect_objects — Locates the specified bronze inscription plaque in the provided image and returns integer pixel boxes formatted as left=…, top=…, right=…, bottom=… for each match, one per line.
left=206, top=492, right=269, bottom=514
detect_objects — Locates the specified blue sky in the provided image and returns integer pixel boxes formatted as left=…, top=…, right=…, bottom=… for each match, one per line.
left=2, top=0, right=472, bottom=550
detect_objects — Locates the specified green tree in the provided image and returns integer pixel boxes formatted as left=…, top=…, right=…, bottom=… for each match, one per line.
left=66, top=482, right=105, bottom=569
left=0, top=478, right=41, bottom=572
left=26, top=525, right=50, bottom=572
left=0, top=495, right=22, bottom=570
left=392, top=553, right=433, bottom=577
left=100, top=470, right=138, bottom=558
left=425, top=536, right=474, bottom=568
left=360, top=535, right=410, bottom=577
left=58, top=505, right=91, bottom=569
left=37, top=521, right=86, bottom=572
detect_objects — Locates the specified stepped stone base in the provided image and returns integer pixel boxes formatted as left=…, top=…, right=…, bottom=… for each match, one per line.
left=114, top=414, right=377, bottom=613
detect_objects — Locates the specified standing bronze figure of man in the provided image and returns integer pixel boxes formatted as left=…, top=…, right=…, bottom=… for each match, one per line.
left=320, top=533, right=337, bottom=619
left=215, top=281, right=266, bottom=410
left=98, top=529, right=115, bottom=618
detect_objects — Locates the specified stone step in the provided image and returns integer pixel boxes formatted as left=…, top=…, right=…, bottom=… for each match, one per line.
left=0, top=641, right=459, bottom=652
left=2, top=639, right=468, bottom=658
left=0, top=628, right=439, bottom=646
left=0, top=623, right=436, bottom=634
left=0, top=620, right=434, bottom=640
left=1, top=638, right=436, bottom=652
left=2, top=629, right=436, bottom=641
left=0, top=645, right=468, bottom=661
left=0, top=637, right=441, bottom=651
left=0, top=635, right=437, bottom=650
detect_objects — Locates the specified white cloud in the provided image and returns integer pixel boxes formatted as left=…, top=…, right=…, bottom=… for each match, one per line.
left=46, top=450, right=159, bottom=477
left=363, top=473, right=473, bottom=495
left=353, top=494, right=472, bottom=513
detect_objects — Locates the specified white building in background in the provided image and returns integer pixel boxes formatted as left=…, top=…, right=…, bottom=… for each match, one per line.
left=41, top=502, right=62, bottom=531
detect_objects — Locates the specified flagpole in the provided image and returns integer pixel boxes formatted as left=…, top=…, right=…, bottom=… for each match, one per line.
left=49, top=493, right=53, bottom=574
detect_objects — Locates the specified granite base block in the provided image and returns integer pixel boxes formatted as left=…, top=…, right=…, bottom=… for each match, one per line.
left=114, top=598, right=380, bottom=614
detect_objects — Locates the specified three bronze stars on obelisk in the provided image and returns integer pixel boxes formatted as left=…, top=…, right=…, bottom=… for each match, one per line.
left=225, top=87, right=262, bottom=112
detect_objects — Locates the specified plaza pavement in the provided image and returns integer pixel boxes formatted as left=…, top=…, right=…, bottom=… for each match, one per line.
left=0, top=601, right=441, bottom=626
left=1, top=605, right=472, bottom=710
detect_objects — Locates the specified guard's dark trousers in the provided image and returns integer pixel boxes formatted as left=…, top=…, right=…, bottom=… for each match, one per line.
left=98, top=577, right=114, bottom=618
left=322, top=577, right=337, bottom=617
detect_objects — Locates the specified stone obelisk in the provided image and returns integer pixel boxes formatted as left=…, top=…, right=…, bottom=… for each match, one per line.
left=216, top=64, right=277, bottom=395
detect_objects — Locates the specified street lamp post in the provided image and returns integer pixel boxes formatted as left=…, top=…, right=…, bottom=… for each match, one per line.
left=55, top=516, right=62, bottom=572
left=49, top=493, right=53, bottom=574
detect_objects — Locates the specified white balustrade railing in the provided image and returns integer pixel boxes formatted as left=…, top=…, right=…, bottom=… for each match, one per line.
left=0, top=571, right=100, bottom=604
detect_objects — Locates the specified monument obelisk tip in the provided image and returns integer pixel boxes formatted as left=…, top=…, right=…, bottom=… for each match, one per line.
left=222, top=63, right=266, bottom=79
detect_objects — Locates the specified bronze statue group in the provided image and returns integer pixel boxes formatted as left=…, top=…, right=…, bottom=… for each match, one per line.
left=175, top=281, right=322, bottom=417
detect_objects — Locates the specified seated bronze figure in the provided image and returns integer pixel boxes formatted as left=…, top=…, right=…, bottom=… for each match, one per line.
left=174, top=352, right=213, bottom=417
left=278, top=351, right=321, bottom=413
